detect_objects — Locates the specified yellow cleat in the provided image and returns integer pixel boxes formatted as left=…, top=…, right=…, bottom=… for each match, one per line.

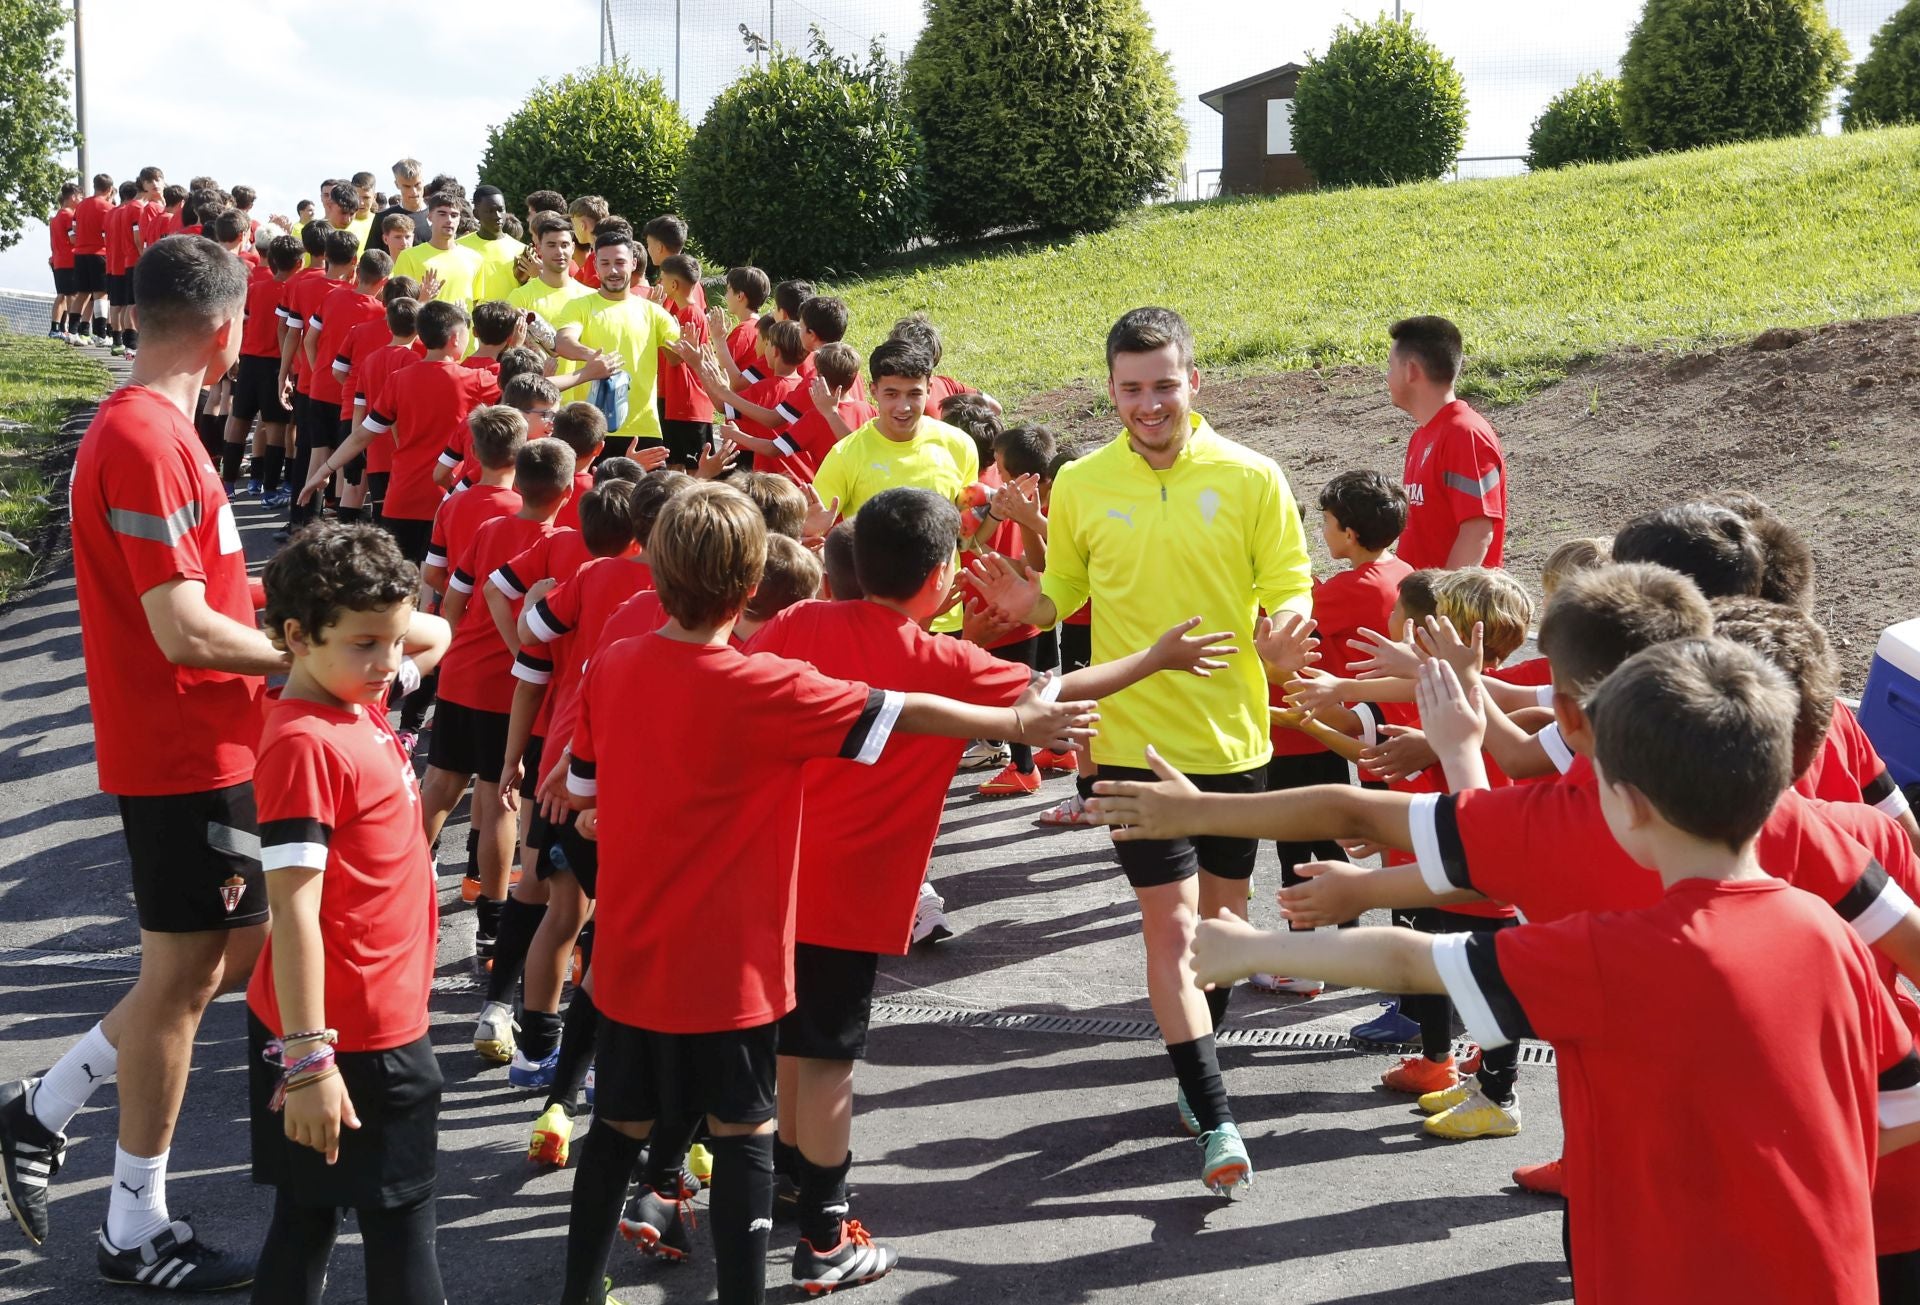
left=1423, top=1085, right=1523, bottom=1140
left=529, top=1104, right=574, bottom=1168
left=1418, top=1080, right=1474, bottom=1115
left=687, top=1141, right=714, bottom=1186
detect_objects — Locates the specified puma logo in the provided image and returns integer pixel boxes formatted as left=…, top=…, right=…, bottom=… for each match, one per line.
left=748, top=1217, right=773, bottom=1233
left=1106, top=507, right=1135, bottom=527
left=118, top=1181, right=145, bottom=1199
left=82, top=1063, right=104, bottom=1084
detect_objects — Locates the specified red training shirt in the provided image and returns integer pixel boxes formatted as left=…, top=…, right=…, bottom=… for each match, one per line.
left=351, top=344, right=423, bottom=476
left=1801, top=699, right=1910, bottom=821
left=105, top=202, right=140, bottom=277
left=72, top=195, right=110, bottom=255
left=364, top=360, right=500, bottom=522
left=426, top=482, right=518, bottom=577
left=1271, top=556, right=1411, bottom=757
left=240, top=267, right=286, bottom=360
left=49, top=208, right=76, bottom=269
left=439, top=513, right=552, bottom=716
left=1396, top=399, right=1507, bottom=570
left=658, top=297, right=713, bottom=424
left=306, top=285, right=385, bottom=407
left=763, top=397, right=872, bottom=485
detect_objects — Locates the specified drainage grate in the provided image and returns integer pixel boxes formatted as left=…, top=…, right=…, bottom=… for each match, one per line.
left=0, top=945, right=142, bottom=973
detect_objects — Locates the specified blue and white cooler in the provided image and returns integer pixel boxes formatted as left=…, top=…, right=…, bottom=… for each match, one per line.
left=1859, top=618, right=1920, bottom=789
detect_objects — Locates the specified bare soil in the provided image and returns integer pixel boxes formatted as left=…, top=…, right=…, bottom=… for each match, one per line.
left=1017, top=314, right=1920, bottom=688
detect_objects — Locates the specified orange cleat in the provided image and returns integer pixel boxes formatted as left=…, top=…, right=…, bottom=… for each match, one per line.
left=1381, top=1055, right=1459, bottom=1095
left=460, top=870, right=483, bottom=903
left=1513, top=1157, right=1565, bottom=1195
left=1033, top=748, right=1078, bottom=773
left=977, top=763, right=1041, bottom=797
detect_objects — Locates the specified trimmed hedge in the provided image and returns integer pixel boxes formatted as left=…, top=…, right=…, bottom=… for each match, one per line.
left=1290, top=15, right=1468, bottom=188
left=1844, top=0, right=1920, bottom=130
left=1527, top=74, right=1634, bottom=169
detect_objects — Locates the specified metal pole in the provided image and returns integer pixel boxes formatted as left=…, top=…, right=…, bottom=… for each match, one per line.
left=598, top=0, right=605, bottom=64
left=675, top=0, right=682, bottom=105
left=73, top=0, right=88, bottom=182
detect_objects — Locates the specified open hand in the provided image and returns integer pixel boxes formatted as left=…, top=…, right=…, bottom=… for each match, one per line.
left=634, top=444, right=671, bottom=470
left=1413, top=656, right=1486, bottom=760
left=1347, top=622, right=1423, bottom=680
left=695, top=438, right=739, bottom=480
left=1283, top=667, right=1349, bottom=715
left=801, top=481, right=840, bottom=539
left=1254, top=611, right=1320, bottom=680
left=419, top=268, right=442, bottom=302
left=1148, top=616, right=1237, bottom=677
left=536, top=750, right=572, bottom=825
left=1191, top=909, right=1265, bottom=991
left=1010, top=673, right=1098, bottom=752
left=1086, top=745, right=1198, bottom=840
left=1276, top=861, right=1370, bottom=930
left=963, top=553, right=1042, bottom=626
left=1359, top=724, right=1434, bottom=784
left=1416, top=615, right=1484, bottom=687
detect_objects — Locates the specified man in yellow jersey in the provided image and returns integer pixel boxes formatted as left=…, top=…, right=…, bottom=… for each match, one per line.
left=968, top=307, right=1315, bottom=1196
left=810, top=338, right=976, bottom=633
left=509, top=213, right=595, bottom=376
left=392, top=194, right=483, bottom=313
left=551, top=230, right=678, bottom=458
left=460, top=185, right=526, bottom=304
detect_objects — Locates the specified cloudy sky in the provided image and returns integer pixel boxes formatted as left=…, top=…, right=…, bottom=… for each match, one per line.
left=1, top=0, right=1895, bottom=292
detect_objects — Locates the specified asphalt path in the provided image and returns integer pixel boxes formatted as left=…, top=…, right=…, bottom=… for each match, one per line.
left=0, top=360, right=1568, bottom=1302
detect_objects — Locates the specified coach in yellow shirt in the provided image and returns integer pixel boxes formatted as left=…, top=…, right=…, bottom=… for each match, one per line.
left=551, top=232, right=679, bottom=453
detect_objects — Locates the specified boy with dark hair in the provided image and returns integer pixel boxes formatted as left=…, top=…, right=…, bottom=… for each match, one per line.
left=717, top=266, right=770, bottom=373
left=889, top=311, right=997, bottom=418
left=464, top=301, right=527, bottom=373
left=552, top=231, right=679, bottom=461
left=338, top=294, right=425, bottom=519
left=223, top=235, right=306, bottom=501
left=750, top=485, right=1232, bottom=1289
left=797, top=296, right=853, bottom=379
left=1, top=234, right=271, bottom=1285
left=655, top=253, right=714, bottom=467
left=332, top=278, right=424, bottom=499
left=459, top=186, right=526, bottom=303
left=1708, top=490, right=1815, bottom=610
left=737, top=535, right=821, bottom=638
left=131, top=166, right=168, bottom=256
left=392, top=194, right=482, bottom=312
left=105, top=179, right=142, bottom=356
left=1612, top=501, right=1765, bottom=600
left=247, top=523, right=452, bottom=1304
left=1386, top=315, right=1505, bottom=571
left=691, top=320, right=808, bottom=464
left=424, top=407, right=528, bottom=593
left=227, top=185, right=256, bottom=239
left=301, top=249, right=393, bottom=525
left=822, top=519, right=860, bottom=600
left=565, top=196, right=610, bottom=287
left=48, top=180, right=81, bottom=343
left=555, top=480, right=1096, bottom=1305
left=549, top=403, right=608, bottom=532
left=72, top=174, right=114, bottom=344
left=640, top=213, right=689, bottom=267
left=509, top=213, right=595, bottom=344
left=525, top=189, right=567, bottom=225
left=275, top=231, right=363, bottom=538
left=772, top=278, right=815, bottom=323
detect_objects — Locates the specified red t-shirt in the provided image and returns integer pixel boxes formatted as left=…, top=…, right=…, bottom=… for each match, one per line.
left=1487, top=655, right=1552, bottom=687
left=365, top=360, right=499, bottom=521
left=727, top=371, right=807, bottom=445
left=239, top=268, right=285, bottom=359
left=567, top=635, right=899, bottom=1032
left=283, top=271, right=347, bottom=395
left=237, top=247, right=261, bottom=273
left=1272, top=557, right=1411, bottom=757
left=352, top=344, right=423, bottom=475
left=1439, top=877, right=1909, bottom=1305
left=525, top=556, right=653, bottom=748
left=105, top=203, right=140, bottom=277
left=1396, top=400, right=1507, bottom=571
left=439, top=514, right=551, bottom=716
left=928, top=374, right=976, bottom=418
left=553, top=469, right=597, bottom=533
left=137, top=200, right=166, bottom=251
left=763, top=398, right=872, bottom=485
left=1800, top=699, right=1909, bottom=821
left=427, top=483, right=518, bottom=576
left=658, top=298, right=713, bottom=423
left=751, top=601, right=1032, bottom=953
left=247, top=696, right=435, bottom=1052
left=726, top=319, right=759, bottom=373
left=306, top=285, right=384, bottom=407
left=149, top=207, right=180, bottom=244
left=72, top=195, right=111, bottom=255
left=492, top=529, right=598, bottom=737
left=69, top=387, right=263, bottom=796
left=49, top=209, right=76, bottom=268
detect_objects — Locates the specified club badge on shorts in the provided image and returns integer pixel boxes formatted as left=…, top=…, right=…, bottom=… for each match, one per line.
left=220, top=874, right=247, bottom=914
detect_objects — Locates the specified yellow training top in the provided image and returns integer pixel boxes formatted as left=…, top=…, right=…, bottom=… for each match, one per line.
left=1041, top=413, right=1313, bottom=775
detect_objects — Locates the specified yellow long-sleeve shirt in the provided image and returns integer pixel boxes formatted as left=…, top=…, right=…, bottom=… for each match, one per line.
left=1041, top=414, right=1313, bottom=774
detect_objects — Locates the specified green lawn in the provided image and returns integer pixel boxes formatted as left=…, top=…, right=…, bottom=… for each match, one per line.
left=0, top=332, right=111, bottom=601
left=827, top=125, right=1920, bottom=408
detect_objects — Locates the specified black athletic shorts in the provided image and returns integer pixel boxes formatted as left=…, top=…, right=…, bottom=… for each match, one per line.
left=381, top=513, right=434, bottom=565
left=106, top=273, right=135, bottom=307
left=52, top=266, right=78, bottom=296
left=1096, top=763, right=1266, bottom=889
left=540, top=815, right=598, bottom=897
left=72, top=253, right=106, bottom=295
left=1061, top=622, right=1091, bottom=674
left=428, top=698, right=510, bottom=783
left=288, top=393, right=309, bottom=453
left=594, top=1017, right=778, bottom=1126
left=660, top=420, right=712, bottom=468
left=303, top=398, right=342, bottom=451
left=117, top=781, right=268, bottom=932
left=365, top=471, right=390, bottom=511
left=248, top=1013, right=441, bottom=1210
left=776, top=944, right=880, bottom=1061
left=520, top=734, right=545, bottom=804
left=231, top=354, right=290, bottom=424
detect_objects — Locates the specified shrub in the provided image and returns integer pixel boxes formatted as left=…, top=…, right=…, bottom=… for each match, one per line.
left=480, top=62, right=691, bottom=227
left=1619, top=0, right=1847, bottom=152
left=1527, top=74, right=1634, bottom=169
left=1290, top=14, right=1468, bottom=188
left=1844, top=0, right=1920, bottom=130
left=904, top=0, right=1185, bottom=242
left=679, top=33, right=925, bottom=277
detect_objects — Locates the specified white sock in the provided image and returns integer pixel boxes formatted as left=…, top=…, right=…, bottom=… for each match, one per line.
left=31, top=1021, right=117, bottom=1134
left=105, top=1146, right=170, bottom=1249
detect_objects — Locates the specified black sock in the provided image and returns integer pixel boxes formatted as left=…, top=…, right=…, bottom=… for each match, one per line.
left=65, top=312, right=79, bottom=333
left=475, top=895, right=504, bottom=945
left=707, top=1132, right=774, bottom=1305
left=1167, top=1034, right=1233, bottom=1133
left=92, top=316, right=108, bottom=338
left=559, top=1120, right=643, bottom=1305
left=545, top=984, right=600, bottom=1113
left=774, top=1136, right=801, bottom=1183
left=109, top=329, right=122, bottom=347
left=221, top=440, right=248, bottom=486
left=1011, top=742, right=1035, bottom=775
left=196, top=413, right=223, bottom=461
left=336, top=504, right=363, bottom=523
left=1206, top=982, right=1232, bottom=1033
left=795, top=1149, right=852, bottom=1250
left=1402, top=992, right=1454, bottom=1062
left=258, top=446, right=286, bottom=493
left=1076, top=773, right=1095, bottom=801
left=467, top=827, right=481, bottom=880
left=644, top=1116, right=702, bottom=1193
left=519, top=1008, right=564, bottom=1063
left=485, top=896, right=546, bottom=1002
left=123, top=328, right=138, bottom=351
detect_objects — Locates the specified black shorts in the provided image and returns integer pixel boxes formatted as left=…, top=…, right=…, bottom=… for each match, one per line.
left=366, top=471, right=390, bottom=509
left=1061, top=622, right=1091, bottom=674
left=427, top=698, right=510, bottom=783
left=288, top=393, right=309, bottom=450
left=106, top=273, right=135, bottom=307
left=72, top=253, right=106, bottom=295
left=248, top=1014, right=441, bottom=1210
left=303, top=398, right=342, bottom=450
left=519, top=734, right=546, bottom=804
left=540, top=814, right=599, bottom=898
left=381, top=514, right=434, bottom=565
left=117, top=782, right=268, bottom=932
left=593, top=1017, right=778, bottom=1126
left=52, top=266, right=78, bottom=296
left=776, top=944, right=880, bottom=1061
left=231, top=354, right=290, bottom=424
left=660, top=420, right=713, bottom=467
left=1097, top=763, right=1266, bottom=889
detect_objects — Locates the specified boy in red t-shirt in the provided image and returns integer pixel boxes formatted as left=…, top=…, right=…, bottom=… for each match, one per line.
left=71, top=174, right=114, bottom=344
left=548, top=402, right=606, bottom=532
left=247, top=524, right=452, bottom=1303
left=222, top=234, right=306, bottom=500
left=1183, top=641, right=1920, bottom=1305
left=747, top=486, right=1237, bottom=1289
left=301, top=249, right=393, bottom=524
left=338, top=292, right=424, bottom=517
left=889, top=312, right=996, bottom=420
left=689, top=320, right=810, bottom=468
left=104, top=180, right=142, bottom=356
left=656, top=254, right=714, bottom=468
left=1386, top=316, right=1505, bottom=571
left=46, top=181, right=81, bottom=342
left=712, top=265, right=768, bottom=375
left=556, top=482, right=1096, bottom=1304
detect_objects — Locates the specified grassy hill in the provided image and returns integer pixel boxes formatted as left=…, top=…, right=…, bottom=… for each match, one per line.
left=827, top=125, right=1920, bottom=407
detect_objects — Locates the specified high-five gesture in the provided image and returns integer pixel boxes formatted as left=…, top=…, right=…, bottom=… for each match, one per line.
left=1146, top=616, right=1238, bottom=678
left=1254, top=611, right=1319, bottom=681
left=1010, top=673, right=1100, bottom=752
left=1084, top=745, right=1202, bottom=840
left=964, top=553, right=1042, bottom=626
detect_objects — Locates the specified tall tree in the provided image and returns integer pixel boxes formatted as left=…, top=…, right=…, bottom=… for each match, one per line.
left=0, top=0, right=77, bottom=252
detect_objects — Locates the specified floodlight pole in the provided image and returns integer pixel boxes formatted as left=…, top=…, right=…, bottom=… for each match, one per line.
left=676, top=0, right=682, bottom=104
left=73, top=0, right=89, bottom=181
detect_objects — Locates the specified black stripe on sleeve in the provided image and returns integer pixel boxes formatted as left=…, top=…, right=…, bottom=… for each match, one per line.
left=837, top=688, right=901, bottom=763
left=1432, top=796, right=1474, bottom=892
left=1833, top=857, right=1893, bottom=924
left=532, top=596, right=571, bottom=637
left=1866, top=770, right=1900, bottom=806
left=1882, top=1049, right=1920, bottom=1094
left=1462, top=932, right=1534, bottom=1045
left=493, top=562, right=527, bottom=598
left=261, top=817, right=331, bottom=847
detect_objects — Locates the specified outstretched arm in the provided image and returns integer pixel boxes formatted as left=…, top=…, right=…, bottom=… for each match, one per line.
left=1191, top=912, right=1445, bottom=995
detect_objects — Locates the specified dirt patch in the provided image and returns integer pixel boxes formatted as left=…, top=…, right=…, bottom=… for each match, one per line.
left=1015, top=314, right=1920, bottom=688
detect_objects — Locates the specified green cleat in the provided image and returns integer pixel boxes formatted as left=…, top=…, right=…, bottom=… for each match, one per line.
left=1198, top=1122, right=1251, bottom=1196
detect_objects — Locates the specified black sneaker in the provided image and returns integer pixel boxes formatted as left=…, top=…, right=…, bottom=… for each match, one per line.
left=793, top=1219, right=898, bottom=1294
left=618, top=1186, right=692, bottom=1262
left=0, top=1078, right=63, bottom=1245
left=633, top=1146, right=701, bottom=1200
left=97, top=1219, right=253, bottom=1291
